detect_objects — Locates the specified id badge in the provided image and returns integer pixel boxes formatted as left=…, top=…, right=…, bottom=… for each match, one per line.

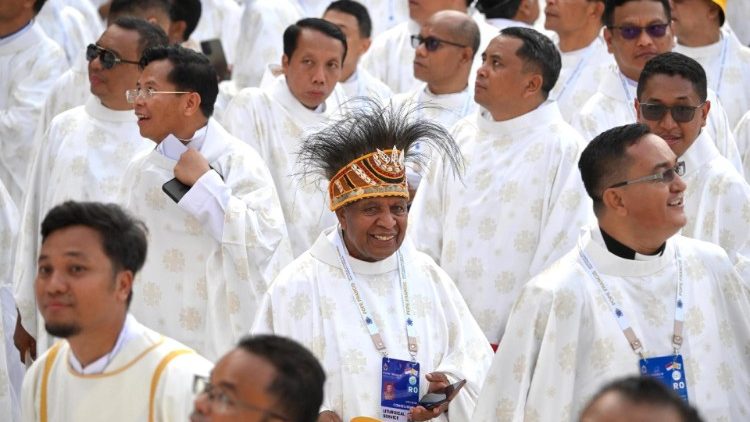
left=381, top=357, right=420, bottom=422
left=639, top=354, right=689, bottom=402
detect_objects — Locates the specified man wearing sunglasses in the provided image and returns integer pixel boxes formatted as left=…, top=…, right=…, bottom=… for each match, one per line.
left=474, top=123, right=750, bottom=421
left=672, top=0, right=750, bottom=129
left=573, top=0, right=742, bottom=175
left=635, top=52, right=750, bottom=263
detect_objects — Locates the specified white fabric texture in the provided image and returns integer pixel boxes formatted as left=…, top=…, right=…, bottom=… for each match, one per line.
left=190, top=0, right=241, bottom=65
left=0, top=181, right=20, bottom=422
left=339, top=68, right=393, bottom=103
left=735, top=110, right=750, bottom=177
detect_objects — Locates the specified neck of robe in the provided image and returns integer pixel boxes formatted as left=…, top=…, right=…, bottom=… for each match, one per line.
left=67, top=311, right=128, bottom=368
left=427, top=73, right=470, bottom=96
left=597, top=218, right=671, bottom=256
left=486, top=96, right=547, bottom=122
left=173, top=116, right=209, bottom=140
left=599, top=226, right=665, bottom=260
left=557, top=25, right=603, bottom=53
left=0, top=16, right=32, bottom=39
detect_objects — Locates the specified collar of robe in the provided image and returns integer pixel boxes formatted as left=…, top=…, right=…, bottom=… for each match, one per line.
left=476, top=100, right=564, bottom=135
left=599, top=227, right=665, bottom=261
left=680, top=130, right=721, bottom=178
left=85, top=96, right=138, bottom=123
left=0, top=21, right=44, bottom=53
left=310, top=226, right=402, bottom=275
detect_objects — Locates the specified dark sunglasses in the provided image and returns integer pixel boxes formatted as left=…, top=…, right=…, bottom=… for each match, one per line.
left=639, top=102, right=705, bottom=123
left=410, top=35, right=467, bottom=52
left=608, top=23, right=669, bottom=40
left=86, top=44, right=139, bottom=69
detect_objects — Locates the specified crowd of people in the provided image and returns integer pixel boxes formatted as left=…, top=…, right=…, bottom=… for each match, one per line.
left=1, top=0, right=749, bottom=420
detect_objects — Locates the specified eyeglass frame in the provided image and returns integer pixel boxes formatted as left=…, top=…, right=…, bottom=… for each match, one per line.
left=638, top=102, right=706, bottom=123
left=86, top=44, right=140, bottom=70
left=410, top=34, right=468, bottom=52
left=125, top=88, right=192, bottom=104
left=608, top=161, right=686, bottom=189
left=606, top=23, right=670, bottom=40
left=192, top=375, right=289, bottom=420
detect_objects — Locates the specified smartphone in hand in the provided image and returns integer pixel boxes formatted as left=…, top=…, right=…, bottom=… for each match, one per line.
left=417, top=379, right=467, bottom=410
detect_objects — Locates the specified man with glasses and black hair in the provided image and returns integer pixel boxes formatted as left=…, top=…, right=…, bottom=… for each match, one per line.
left=0, top=0, right=66, bottom=205
left=191, top=334, right=325, bottom=422
left=635, top=52, right=750, bottom=262
left=21, top=200, right=212, bottom=421
left=12, top=16, right=167, bottom=371
left=121, top=44, right=291, bottom=362
left=473, top=122, right=750, bottom=421
left=573, top=0, right=742, bottom=174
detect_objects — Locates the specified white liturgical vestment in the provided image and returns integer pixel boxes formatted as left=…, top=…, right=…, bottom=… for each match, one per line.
left=674, top=28, right=750, bottom=128
left=120, top=119, right=292, bottom=361
left=680, top=131, right=750, bottom=262
left=409, top=102, right=594, bottom=344
left=222, top=76, right=340, bottom=256
left=36, top=57, right=91, bottom=141
left=22, top=315, right=212, bottom=421
left=339, top=68, right=393, bottom=103
left=190, top=0, right=240, bottom=65
left=472, top=227, right=750, bottom=421
left=390, top=83, right=476, bottom=131
left=735, top=110, right=750, bottom=177
left=727, top=3, right=750, bottom=47
left=36, top=0, right=101, bottom=66
left=573, top=65, right=743, bottom=174
left=0, top=181, right=20, bottom=422
left=252, top=227, right=493, bottom=421
left=13, top=97, right=154, bottom=351
left=0, top=22, right=66, bottom=204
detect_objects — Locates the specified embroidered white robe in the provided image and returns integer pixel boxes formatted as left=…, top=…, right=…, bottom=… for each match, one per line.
left=252, top=228, right=493, bottom=421
left=119, top=119, right=292, bottom=361
left=190, top=0, right=241, bottom=65
left=0, top=22, right=66, bottom=204
left=390, top=83, right=477, bottom=130
left=572, top=64, right=743, bottom=174
left=340, top=67, right=393, bottom=103
left=735, top=110, right=750, bottom=177
left=409, top=102, right=595, bottom=344
left=36, top=0, right=101, bottom=66
left=0, top=180, right=20, bottom=422
left=36, top=57, right=91, bottom=141
left=472, top=227, right=750, bottom=421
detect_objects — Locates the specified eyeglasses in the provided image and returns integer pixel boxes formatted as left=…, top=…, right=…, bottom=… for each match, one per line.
left=125, top=88, right=191, bottom=103
left=193, top=376, right=288, bottom=420
left=639, top=102, right=705, bottom=123
left=86, top=44, right=139, bottom=70
left=608, top=161, right=686, bottom=189
left=607, top=23, right=669, bottom=40
left=410, top=35, right=467, bottom=52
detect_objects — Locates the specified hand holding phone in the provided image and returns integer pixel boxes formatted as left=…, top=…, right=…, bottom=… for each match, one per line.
left=417, top=379, right=467, bottom=410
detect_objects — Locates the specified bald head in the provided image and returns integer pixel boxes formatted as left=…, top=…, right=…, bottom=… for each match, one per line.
left=428, top=10, right=481, bottom=57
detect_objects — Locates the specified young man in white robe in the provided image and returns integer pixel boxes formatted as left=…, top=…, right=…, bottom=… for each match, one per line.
left=0, top=0, right=66, bottom=205
left=635, top=52, right=750, bottom=262
left=12, top=17, right=168, bottom=363
left=0, top=181, right=20, bottom=422
left=22, top=201, right=212, bottom=421
left=252, top=101, right=492, bottom=422
left=409, top=28, right=594, bottom=347
left=472, top=123, right=750, bottom=421
left=222, top=18, right=347, bottom=257
left=672, top=0, right=750, bottom=128
left=323, top=0, right=393, bottom=102
left=572, top=0, right=742, bottom=173
left=545, top=0, right=617, bottom=123
left=121, top=45, right=292, bottom=361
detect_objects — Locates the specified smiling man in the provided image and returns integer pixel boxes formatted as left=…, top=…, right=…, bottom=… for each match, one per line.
left=252, top=101, right=492, bottom=422
left=635, top=52, right=750, bottom=262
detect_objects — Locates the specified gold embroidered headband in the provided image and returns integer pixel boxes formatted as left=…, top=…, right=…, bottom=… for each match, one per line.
left=328, top=147, right=408, bottom=211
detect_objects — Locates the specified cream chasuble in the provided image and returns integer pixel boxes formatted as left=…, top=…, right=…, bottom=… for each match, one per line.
left=472, top=227, right=750, bottom=421
left=0, top=22, right=66, bottom=204
left=120, top=119, right=292, bottom=361
left=0, top=180, right=20, bottom=422
left=573, top=65, right=743, bottom=174
left=674, top=28, right=750, bottom=128
left=221, top=76, right=341, bottom=257
left=252, top=228, right=493, bottom=421
left=340, top=68, right=393, bottom=103
left=13, top=97, right=154, bottom=351
left=36, top=57, right=91, bottom=142
left=735, top=110, right=750, bottom=177
left=409, top=102, right=595, bottom=344
left=680, top=131, right=750, bottom=262
left=21, top=316, right=212, bottom=422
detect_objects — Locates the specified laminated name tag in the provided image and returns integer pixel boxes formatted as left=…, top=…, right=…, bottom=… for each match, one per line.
left=639, top=354, right=689, bottom=402
left=381, top=357, right=420, bottom=422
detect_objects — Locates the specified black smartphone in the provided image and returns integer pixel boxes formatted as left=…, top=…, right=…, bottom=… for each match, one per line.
left=200, top=39, right=230, bottom=81
left=162, top=178, right=191, bottom=203
left=418, top=379, right=467, bottom=410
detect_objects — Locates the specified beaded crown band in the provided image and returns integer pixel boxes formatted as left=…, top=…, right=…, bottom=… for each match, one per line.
left=328, top=147, right=408, bottom=211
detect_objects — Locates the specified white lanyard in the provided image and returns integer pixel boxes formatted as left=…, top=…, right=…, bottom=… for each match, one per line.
left=578, top=243, right=685, bottom=359
left=335, top=230, right=418, bottom=359
left=554, top=45, right=595, bottom=103
left=715, top=36, right=729, bottom=99
left=618, top=73, right=637, bottom=120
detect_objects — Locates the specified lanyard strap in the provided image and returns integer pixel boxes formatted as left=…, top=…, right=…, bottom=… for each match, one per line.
left=578, top=244, right=685, bottom=359
left=335, top=230, right=418, bottom=359
left=715, top=35, right=729, bottom=99
left=618, top=73, right=636, bottom=120
left=554, top=44, right=595, bottom=103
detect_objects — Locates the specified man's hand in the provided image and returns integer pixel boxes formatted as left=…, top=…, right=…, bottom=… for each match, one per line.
left=409, top=372, right=451, bottom=421
left=174, top=149, right=210, bottom=187
left=13, top=310, right=36, bottom=364
left=317, top=410, right=342, bottom=422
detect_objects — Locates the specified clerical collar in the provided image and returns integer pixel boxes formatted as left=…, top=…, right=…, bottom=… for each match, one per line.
left=157, top=122, right=209, bottom=160
left=0, top=20, right=32, bottom=45
left=599, top=227, right=665, bottom=260
left=68, top=314, right=140, bottom=375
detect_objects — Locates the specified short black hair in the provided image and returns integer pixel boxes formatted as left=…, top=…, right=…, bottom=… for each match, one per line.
left=602, top=0, right=671, bottom=27
left=579, top=123, right=651, bottom=214
left=169, top=0, right=202, bottom=41
left=140, top=45, right=218, bottom=117
left=500, top=27, right=561, bottom=98
left=283, top=18, right=348, bottom=63
left=476, top=0, right=522, bottom=19
left=237, top=335, right=325, bottom=422
left=112, top=16, right=169, bottom=57
left=325, top=0, right=372, bottom=38
left=33, top=0, right=46, bottom=14
left=109, top=0, right=172, bottom=22
left=41, top=201, right=148, bottom=306
left=583, top=376, right=704, bottom=422
left=637, top=52, right=707, bottom=102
